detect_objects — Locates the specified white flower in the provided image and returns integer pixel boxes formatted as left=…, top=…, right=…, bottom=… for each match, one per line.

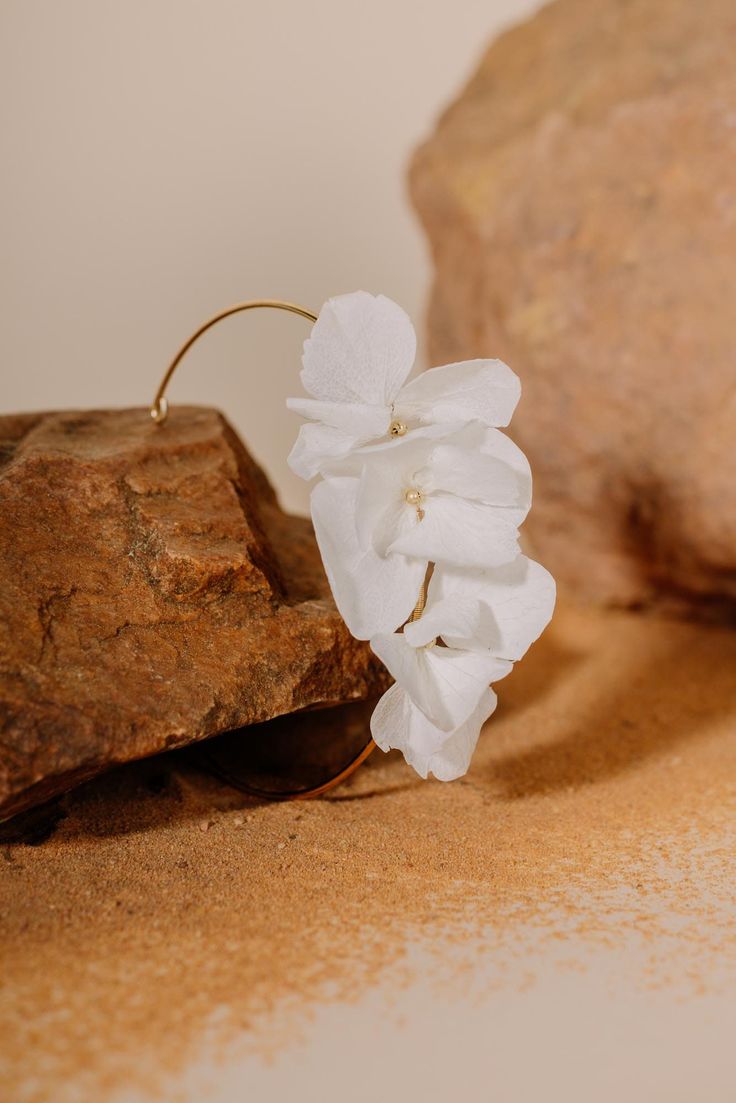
left=310, top=422, right=531, bottom=639
left=370, top=629, right=513, bottom=734
left=287, top=291, right=521, bottom=479
left=413, top=555, right=557, bottom=661
left=371, top=683, right=498, bottom=783
left=369, top=555, right=555, bottom=781
left=308, top=474, right=429, bottom=640
left=368, top=638, right=509, bottom=784
left=285, top=287, right=556, bottom=783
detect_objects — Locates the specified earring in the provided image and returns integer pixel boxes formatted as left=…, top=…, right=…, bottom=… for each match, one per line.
left=151, top=292, right=555, bottom=799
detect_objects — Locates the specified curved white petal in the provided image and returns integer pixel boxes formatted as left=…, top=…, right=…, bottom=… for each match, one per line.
left=350, top=432, right=458, bottom=554
left=359, top=495, right=407, bottom=559
left=420, top=647, right=510, bottom=730
left=403, top=595, right=480, bottom=649
left=428, top=557, right=557, bottom=659
left=369, top=632, right=431, bottom=712
left=370, top=683, right=446, bottom=764
left=397, top=359, right=520, bottom=428
left=420, top=443, right=524, bottom=508
left=323, top=422, right=477, bottom=479
left=301, top=291, right=416, bottom=406
left=288, top=422, right=365, bottom=480
left=286, top=397, right=391, bottom=439
left=344, top=421, right=467, bottom=466
left=310, top=476, right=426, bottom=639
left=370, top=683, right=497, bottom=781
left=370, top=632, right=510, bottom=731
left=354, top=458, right=405, bottom=555
left=480, top=428, right=532, bottom=517
left=370, top=682, right=408, bottom=755
left=358, top=431, right=440, bottom=485
left=387, top=494, right=521, bottom=569
left=421, top=689, right=497, bottom=782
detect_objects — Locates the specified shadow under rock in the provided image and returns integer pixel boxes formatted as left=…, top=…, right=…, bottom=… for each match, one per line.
left=490, top=615, right=736, bottom=800
left=17, top=697, right=397, bottom=843
left=6, top=754, right=244, bottom=844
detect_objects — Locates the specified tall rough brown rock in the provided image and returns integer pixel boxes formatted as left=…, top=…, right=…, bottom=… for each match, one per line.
left=0, top=407, right=386, bottom=820
left=410, top=0, right=736, bottom=613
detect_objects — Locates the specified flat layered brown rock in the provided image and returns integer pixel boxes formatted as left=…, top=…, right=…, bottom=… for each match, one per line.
left=410, top=0, right=736, bottom=612
left=0, top=407, right=386, bottom=819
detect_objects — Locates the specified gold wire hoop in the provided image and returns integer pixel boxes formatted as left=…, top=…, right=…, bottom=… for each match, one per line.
left=150, top=299, right=319, bottom=425
left=151, top=298, right=376, bottom=800
left=199, top=733, right=378, bottom=804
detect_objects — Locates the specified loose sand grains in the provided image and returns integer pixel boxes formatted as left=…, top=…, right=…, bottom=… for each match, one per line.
left=1, top=604, right=734, bottom=1101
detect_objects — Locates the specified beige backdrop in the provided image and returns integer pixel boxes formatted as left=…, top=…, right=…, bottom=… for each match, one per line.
left=0, top=0, right=541, bottom=514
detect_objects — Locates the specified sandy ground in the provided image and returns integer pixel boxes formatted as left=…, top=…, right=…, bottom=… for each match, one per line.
left=1, top=602, right=735, bottom=1103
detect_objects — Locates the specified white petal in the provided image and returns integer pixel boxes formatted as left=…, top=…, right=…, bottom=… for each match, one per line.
left=310, top=476, right=427, bottom=639
left=370, top=633, right=432, bottom=713
left=359, top=495, right=408, bottom=559
left=349, top=431, right=463, bottom=554
left=370, top=683, right=446, bottom=767
left=370, top=684, right=497, bottom=781
left=428, top=557, right=557, bottom=659
left=286, top=397, right=391, bottom=439
left=420, top=647, right=510, bottom=730
left=322, top=421, right=474, bottom=478
left=388, top=494, right=521, bottom=569
left=420, top=443, right=523, bottom=508
left=370, top=683, right=416, bottom=755
left=403, top=595, right=481, bottom=648
left=301, top=291, right=416, bottom=406
left=397, top=359, right=520, bottom=428
left=287, top=422, right=364, bottom=480
left=357, top=430, right=442, bottom=484
left=421, top=689, right=498, bottom=782
left=370, top=632, right=510, bottom=731
left=354, top=457, right=406, bottom=555
left=480, top=428, right=532, bottom=518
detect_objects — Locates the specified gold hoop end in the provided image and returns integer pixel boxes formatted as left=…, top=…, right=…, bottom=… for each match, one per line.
left=149, top=299, right=317, bottom=430
left=150, top=397, right=168, bottom=425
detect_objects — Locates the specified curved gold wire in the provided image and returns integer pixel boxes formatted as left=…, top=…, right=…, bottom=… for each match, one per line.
left=200, top=736, right=378, bottom=803
left=150, top=299, right=318, bottom=425
left=151, top=297, right=375, bottom=800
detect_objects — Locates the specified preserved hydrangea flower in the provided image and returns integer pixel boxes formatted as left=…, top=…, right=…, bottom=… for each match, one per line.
left=309, top=423, right=531, bottom=639
left=287, top=291, right=521, bottom=479
left=369, top=557, right=555, bottom=780
left=288, top=291, right=555, bottom=781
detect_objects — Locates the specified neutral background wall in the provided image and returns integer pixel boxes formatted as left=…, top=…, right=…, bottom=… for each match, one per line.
left=1, top=0, right=542, bottom=513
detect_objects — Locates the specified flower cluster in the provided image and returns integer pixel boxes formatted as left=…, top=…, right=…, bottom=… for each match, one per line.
left=288, top=291, right=555, bottom=780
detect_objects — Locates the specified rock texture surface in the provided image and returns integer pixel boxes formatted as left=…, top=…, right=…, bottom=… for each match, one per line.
left=410, top=0, right=736, bottom=612
left=0, top=407, right=386, bottom=820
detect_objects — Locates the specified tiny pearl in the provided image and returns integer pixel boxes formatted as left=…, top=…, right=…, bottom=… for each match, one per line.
left=404, top=487, right=422, bottom=506
left=389, top=419, right=408, bottom=437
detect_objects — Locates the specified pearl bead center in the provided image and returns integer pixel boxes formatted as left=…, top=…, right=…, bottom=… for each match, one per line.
left=404, top=487, right=423, bottom=507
